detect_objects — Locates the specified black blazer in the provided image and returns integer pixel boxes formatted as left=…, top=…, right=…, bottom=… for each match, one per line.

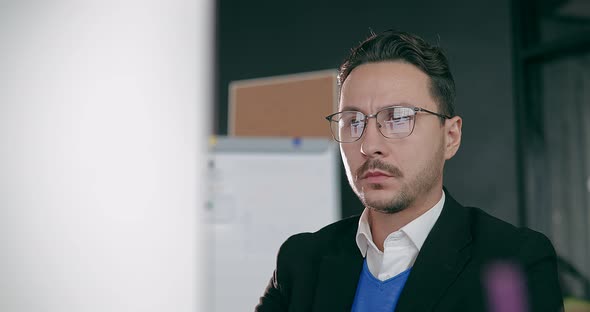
left=256, top=191, right=563, bottom=312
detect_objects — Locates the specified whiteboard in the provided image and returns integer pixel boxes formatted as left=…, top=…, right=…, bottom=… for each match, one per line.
left=205, top=137, right=340, bottom=311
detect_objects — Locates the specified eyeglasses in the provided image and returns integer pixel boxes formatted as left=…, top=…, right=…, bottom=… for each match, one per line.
left=325, top=106, right=451, bottom=143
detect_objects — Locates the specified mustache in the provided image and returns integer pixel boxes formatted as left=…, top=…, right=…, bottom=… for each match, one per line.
left=356, top=159, right=403, bottom=180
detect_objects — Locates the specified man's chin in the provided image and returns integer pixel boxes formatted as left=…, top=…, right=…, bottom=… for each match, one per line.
left=360, top=184, right=397, bottom=198
left=359, top=181, right=396, bottom=192
left=359, top=189, right=411, bottom=214
left=367, top=201, right=408, bottom=214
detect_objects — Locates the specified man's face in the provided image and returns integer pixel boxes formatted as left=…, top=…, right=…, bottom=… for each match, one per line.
left=339, top=61, right=455, bottom=214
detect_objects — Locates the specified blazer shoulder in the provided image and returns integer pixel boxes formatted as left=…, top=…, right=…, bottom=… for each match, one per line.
left=468, top=207, right=520, bottom=236
left=468, top=207, right=555, bottom=257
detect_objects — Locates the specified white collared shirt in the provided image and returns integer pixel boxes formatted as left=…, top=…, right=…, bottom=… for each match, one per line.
left=355, top=191, right=445, bottom=281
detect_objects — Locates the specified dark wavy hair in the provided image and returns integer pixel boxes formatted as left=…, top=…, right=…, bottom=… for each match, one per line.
left=338, top=30, right=456, bottom=119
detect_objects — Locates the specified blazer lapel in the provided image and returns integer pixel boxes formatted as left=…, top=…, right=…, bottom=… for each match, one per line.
left=312, top=222, right=364, bottom=312
left=395, top=191, right=473, bottom=312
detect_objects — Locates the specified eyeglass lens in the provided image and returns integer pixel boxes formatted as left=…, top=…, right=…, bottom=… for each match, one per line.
left=330, top=107, right=416, bottom=142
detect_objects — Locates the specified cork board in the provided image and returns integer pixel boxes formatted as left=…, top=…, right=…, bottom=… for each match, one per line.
left=228, top=70, right=338, bottom=137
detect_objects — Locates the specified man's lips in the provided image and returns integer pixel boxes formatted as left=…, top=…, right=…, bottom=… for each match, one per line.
left=356, top=160, right=403, bottom=184
left=361, top=171, right=393, bottom=180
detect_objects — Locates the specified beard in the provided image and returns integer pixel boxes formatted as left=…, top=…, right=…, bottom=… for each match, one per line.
left=353, top=144, right=444, bottom=214
left=363, top=182, right=413, bottom=214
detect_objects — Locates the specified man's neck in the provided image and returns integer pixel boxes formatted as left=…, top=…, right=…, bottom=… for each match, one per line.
left=368, top=187, right=443, bottom=252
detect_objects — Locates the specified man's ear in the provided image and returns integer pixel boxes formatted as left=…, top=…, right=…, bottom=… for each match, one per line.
left=444, top=116, right=462, bottom=160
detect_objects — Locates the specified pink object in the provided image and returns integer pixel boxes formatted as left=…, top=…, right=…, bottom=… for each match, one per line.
left=484, top=261, right=529, bottom=312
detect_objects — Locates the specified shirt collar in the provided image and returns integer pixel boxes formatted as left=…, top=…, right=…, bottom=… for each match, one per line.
left=355, top=190, right=446, bottom=257
left=402, top=191, right=445, bottom=250
left=355, top=208, right=375, bottom=257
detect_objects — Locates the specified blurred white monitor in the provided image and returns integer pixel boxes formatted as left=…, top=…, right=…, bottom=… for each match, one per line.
left=0, top=1, right=210, bottom=311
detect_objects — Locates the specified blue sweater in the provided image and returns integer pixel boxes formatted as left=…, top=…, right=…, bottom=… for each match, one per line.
left=351, top=259, right=412, bottom=312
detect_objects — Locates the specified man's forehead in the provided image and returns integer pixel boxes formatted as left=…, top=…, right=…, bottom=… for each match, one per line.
left=338, top=62, right=437, bottom=112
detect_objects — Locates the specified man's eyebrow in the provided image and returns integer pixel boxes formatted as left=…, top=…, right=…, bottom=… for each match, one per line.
left=380, top=102, right=414, bottom=108
left=340, top=103, right=414, bottom=112
left=339, top=105, right=361, bottom=112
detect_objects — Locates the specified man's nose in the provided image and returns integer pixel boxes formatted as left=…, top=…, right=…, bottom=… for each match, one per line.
left=360, top=118, right=386, bottom=157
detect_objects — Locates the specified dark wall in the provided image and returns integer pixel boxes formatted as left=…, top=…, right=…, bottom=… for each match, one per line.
left=216, top=0, right=519, bottom=225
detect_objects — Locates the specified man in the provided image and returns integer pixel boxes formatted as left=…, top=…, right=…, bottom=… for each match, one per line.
left=256, top=30, right=563, bottom=312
